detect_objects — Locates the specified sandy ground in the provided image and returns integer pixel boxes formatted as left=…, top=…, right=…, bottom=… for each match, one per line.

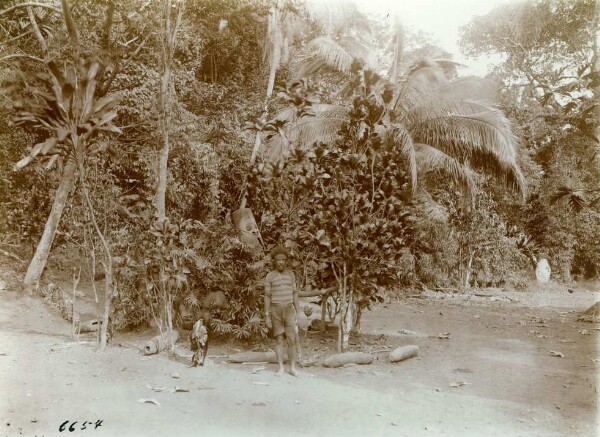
left=0, top=271, right=598, bottom=437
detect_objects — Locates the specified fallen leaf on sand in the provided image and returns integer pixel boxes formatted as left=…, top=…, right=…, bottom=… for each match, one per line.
left=252, top=366, right=266, bottom=374
left=138, top=398, right=160, bottom=406
left=549, top=351, right=564, bottom=358
left=438, top=332, right=451, bottom=339
left=391, top=422, right=399, bottom=426
left=450, top=381, right=470, bottom=388
left=173, top=387, right=190, bottom=393
left=171, top=373, right=180, bottom=379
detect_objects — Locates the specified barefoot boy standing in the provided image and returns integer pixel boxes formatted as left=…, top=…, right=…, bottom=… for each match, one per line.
left=264, top=245, right=300, bottom=376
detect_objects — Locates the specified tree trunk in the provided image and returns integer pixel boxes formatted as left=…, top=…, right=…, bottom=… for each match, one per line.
left=156, top=31, right=171, bottom=223
left=156, top=132, right=169, bottom=222
left=320, top=297, right=327, bottom=333
left=464, top=250, right=475, bottom=288
left=23, top=159, right=77, bottom=291
left=99, top=269, right=113, bottom=349
left=342, top=291, right=352, bottom=351
left=156, top=0, right=184, bottom=222
left=351, top=302, right=361, bottom=334
left=337, top=263, right=353, bottom=352
left=165, top=293, right=174, bottom=353
left=239, top=4, right=281, bottom=210
left=593, top=4, right=600, bottom=162
left=75, top=139, right=113, bottom=350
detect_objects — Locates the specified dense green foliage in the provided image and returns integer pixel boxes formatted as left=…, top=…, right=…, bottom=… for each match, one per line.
left=460, top=0, right=600, bottom=281
left=0, top=0, right=597, bottom=342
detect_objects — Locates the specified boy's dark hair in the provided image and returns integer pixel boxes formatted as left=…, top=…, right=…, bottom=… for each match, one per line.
left=270, top=245, right=289, bottom=258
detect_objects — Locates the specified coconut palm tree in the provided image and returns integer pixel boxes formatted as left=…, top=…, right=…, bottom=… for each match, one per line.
left=262, top=20, right=526, bottom=203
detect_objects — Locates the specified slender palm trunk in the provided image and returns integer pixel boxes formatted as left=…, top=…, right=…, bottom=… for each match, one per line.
left=156, top=121, right=170, bottom=222
left=156, top=11, right=172, bottom=223
left=240, top=4, right=281, bottom=209
left=593, top=5, right=600, bottom=164
left=23, top=159, right=77, bottom=291
left=156, top=0, right=184, bottom=222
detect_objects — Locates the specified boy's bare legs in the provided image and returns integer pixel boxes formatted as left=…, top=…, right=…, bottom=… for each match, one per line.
left=287, top=330, right=299, bottom=376
left=275, top=335, right=285, bottom=376
left=295, top=326, right=303, bottom=366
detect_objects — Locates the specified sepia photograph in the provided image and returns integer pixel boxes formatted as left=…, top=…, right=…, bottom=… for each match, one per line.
left=0, top=0, right=598, bottom=436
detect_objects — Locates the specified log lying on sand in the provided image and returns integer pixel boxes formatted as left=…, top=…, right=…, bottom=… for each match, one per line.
left=78, top=319, right=100, bottom=333
left=228, top=350, right=289, bottom=364
left=578, top=302, right=600, bottom=323
left=389, top=345, right=420, bottom=363
left=143, top=330, right=180, bottom=355
left=323, top=352, right=374, bottom=368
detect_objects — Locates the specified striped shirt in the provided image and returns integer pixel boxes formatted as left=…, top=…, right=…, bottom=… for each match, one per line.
left=264, top=270, right=297, bottom=304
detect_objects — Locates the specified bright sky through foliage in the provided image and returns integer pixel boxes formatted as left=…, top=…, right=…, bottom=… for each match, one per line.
left=355, top=0, right=515, bottom=76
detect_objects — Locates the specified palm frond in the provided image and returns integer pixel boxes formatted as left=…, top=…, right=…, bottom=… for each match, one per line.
left=410, top=108, right=515, bottom=160
left=414, top=143, right=477, bottom=197
left=183, top=292, right=200, bottom=308
left=414, top=186, right=449, bottom=222
left=263, top=105, right=349, bottom=162
left=305, top=0, right=372, bottom=36
left=470, top=148, right=526, bottom=197
left=295, top=36, right=353, bottom=77
left=209, top=318, right=234, bottom=334
left=549, top=186, right=587, bottom=213
left=265, top=117, right=344, bottom=162
left=412, top=112, right=526, bottom=197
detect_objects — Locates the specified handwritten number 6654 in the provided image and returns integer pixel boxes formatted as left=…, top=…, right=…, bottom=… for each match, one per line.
left=59, top=420, right=103, bottom=432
